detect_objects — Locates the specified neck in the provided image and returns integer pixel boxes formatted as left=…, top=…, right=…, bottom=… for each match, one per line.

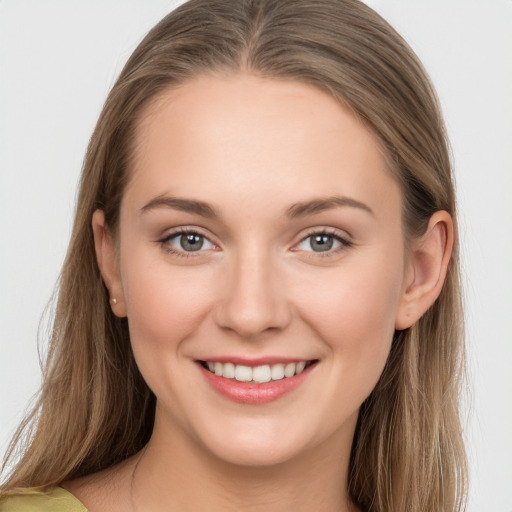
left=131, top=408, right=359, bottom=512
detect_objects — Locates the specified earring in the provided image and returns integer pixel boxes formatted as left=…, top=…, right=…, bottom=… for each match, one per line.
left=111, top=298, right=118, bottom=305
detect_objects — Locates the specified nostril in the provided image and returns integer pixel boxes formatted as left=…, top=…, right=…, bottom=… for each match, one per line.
left=213, top=296, right=293, bottom=339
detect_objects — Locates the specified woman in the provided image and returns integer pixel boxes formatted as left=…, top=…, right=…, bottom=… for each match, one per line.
left=0, top=0, right=467, bottom=510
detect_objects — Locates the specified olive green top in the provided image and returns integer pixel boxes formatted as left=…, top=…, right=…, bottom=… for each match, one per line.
left=1, top=487, right=87, bottom=511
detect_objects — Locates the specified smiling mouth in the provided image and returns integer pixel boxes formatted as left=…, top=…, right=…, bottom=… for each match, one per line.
left=199, top=360, right=318, bottom=384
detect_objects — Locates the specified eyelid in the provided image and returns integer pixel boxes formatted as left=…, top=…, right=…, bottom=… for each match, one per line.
left=159, top=225, right=213, bottom=242
left=158, top=226, right=219, bottom=257
left=157, top=225, right=352, bottom=259
left=291, top=227, right=353, bottom=256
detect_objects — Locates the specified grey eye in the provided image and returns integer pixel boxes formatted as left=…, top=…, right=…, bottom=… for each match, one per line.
left=167, top=232, right=215, bottom=252
left=309, top=234, right=334, bottom=252
left=180, top=233, right=204, bottom=251
left=297, top=233, right=344, bottom=253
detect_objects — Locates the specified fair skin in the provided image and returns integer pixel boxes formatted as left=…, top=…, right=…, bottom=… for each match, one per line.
left=65, top=73, right=453, bottom=512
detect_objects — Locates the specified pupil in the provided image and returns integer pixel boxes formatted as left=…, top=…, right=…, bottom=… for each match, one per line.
left=311, top=234, right=333, bottom=252
left=181, top=233, right=203, bottom=251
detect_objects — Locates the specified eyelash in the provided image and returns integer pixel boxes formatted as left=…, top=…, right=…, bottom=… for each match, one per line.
left=295, top=228, right=352, bottom=259
left=158, top=228, right=217, bottom=259
left=158, top=228, right=352, bottom=259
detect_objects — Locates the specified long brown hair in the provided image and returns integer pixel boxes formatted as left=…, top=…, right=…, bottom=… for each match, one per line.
left=1, top=1, right=467, bottom=510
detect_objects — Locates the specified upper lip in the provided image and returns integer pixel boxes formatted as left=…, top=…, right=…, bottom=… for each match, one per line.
left=197, top=356, right=316, bottom=367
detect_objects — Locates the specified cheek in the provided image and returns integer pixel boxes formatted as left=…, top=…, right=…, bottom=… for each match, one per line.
left=293, top=252, right=404, bottom=390
left=120, top=248, right=215, bottom=354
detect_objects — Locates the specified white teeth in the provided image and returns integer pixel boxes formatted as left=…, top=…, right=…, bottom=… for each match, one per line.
left=234, top=365, right=253, bottom=382
left=223, top=362, right=235, bottom=379
left=214, top=362, right=223, bottom=376
left=284, top=362, right=296, bottom=378
left=252, top=365, right=271, bottom=383
left=270, top=363, right=285, bottom=380
left=295, top=361, right=306, bottom=374
left=204, top=361, right=311, bottom=382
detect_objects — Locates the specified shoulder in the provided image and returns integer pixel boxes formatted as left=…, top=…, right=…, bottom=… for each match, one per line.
left=0, top=487, right=88, bottom=512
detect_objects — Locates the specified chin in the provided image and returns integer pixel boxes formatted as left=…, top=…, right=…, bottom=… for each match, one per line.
left=203, top=431, right=312, bottom=468
left=189, top=410, right=349, bottom=469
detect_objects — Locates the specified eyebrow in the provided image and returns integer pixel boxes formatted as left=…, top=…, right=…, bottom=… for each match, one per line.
left=140, top=195, right=217, bottom=217
left=140, top=194, right=374, bottom=219
left=286, top=196, right=374, bottom=218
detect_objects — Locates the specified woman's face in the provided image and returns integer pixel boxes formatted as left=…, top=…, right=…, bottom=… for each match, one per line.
left=114, top=73, right=410, bottom=466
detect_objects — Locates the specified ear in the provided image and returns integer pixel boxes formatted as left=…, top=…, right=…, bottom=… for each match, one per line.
left=395, top=210, right=454, bottom=330
left=92, top=209, right=127, bottom=317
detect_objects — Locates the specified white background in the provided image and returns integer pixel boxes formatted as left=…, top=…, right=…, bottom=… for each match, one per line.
left=0, top=1, right=511, bottom=510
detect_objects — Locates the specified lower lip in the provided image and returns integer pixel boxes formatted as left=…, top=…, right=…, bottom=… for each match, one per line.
left=198, top=362, right=316, bottom=404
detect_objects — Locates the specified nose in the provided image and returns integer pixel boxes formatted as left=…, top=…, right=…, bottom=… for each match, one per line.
left=213, top=250, right=292, bottom=339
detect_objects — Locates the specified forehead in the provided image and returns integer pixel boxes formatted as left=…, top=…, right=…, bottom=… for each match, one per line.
left=125, top=73, right=400, bottom=221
